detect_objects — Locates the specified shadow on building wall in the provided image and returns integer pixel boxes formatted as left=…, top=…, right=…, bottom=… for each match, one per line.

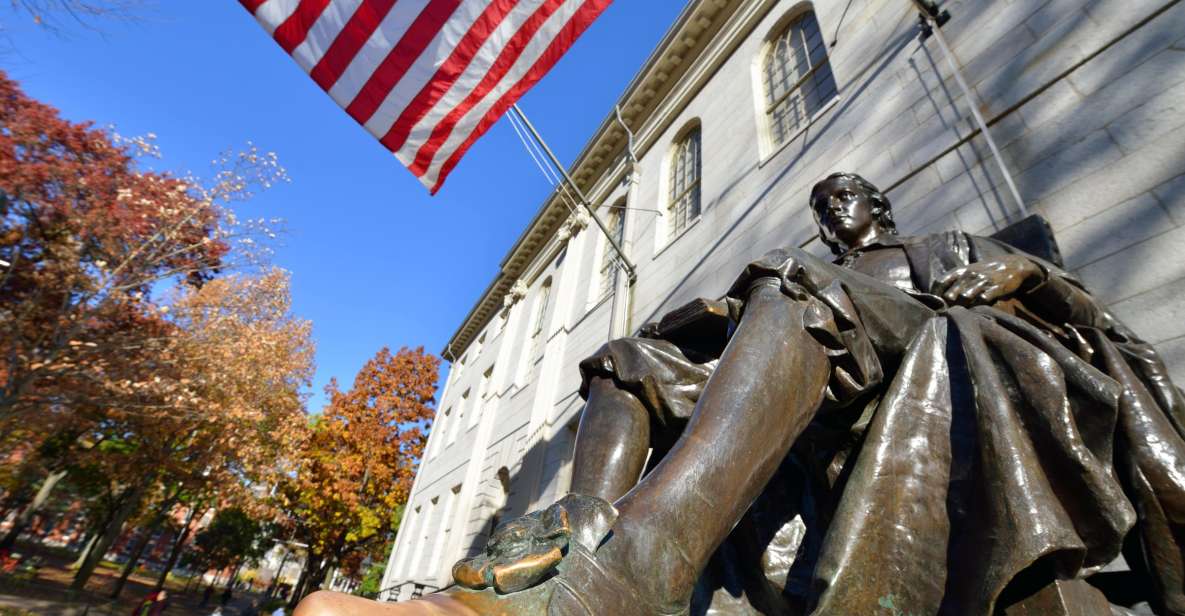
left=457, top=419, right=580, bottom=563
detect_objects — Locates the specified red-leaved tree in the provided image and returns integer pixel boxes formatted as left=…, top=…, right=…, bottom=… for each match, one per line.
left=0, top=69, right=283, bottom=425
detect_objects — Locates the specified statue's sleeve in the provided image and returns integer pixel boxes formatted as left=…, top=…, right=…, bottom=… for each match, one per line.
left=578, top=336, right=715, bottom=425
left=969, top=235, right=1135, bottom=337
left=969, top=235, right=1185, bottom=421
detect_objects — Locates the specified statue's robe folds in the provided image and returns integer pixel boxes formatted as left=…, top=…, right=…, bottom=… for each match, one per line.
left=578, top=233, right=1185, bottom=615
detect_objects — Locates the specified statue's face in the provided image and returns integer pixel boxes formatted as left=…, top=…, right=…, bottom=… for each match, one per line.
left=812, top=177, right=880, bottom=249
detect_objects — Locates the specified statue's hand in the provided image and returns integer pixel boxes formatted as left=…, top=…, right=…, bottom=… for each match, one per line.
left=934, top=255, right=1045, bottom=307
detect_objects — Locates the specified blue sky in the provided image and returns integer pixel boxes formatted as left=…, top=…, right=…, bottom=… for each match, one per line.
left=2, top=1, right=685, bottom=411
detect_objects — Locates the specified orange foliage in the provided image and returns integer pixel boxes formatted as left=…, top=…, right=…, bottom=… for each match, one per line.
left=280, top=347, right=439, bottom=587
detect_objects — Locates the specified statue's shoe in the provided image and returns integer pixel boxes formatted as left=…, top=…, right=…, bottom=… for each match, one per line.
left=295, top=495, right=667, bottom=616
left=452, top=493, right=617, bottom=593
left=446, top=493, right=664, bottom=615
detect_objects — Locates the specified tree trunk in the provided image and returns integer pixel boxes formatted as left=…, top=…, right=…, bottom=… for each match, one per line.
left=111, top=491, right=181, bottom=599
left=69, top=532, right=99, bottom=570
left=70, top=494, right=124, bottom=572
left=71, top=483, right=145, bottom=590
left=152, top=504, right=201, bottom=593
left=0, top=469, right=66, bottom=550
left=305, top=555, right=334, bottom=598
left=110, top=528, right=153, bottom=599
left=266, top=547, right=292, bottom=598
left=0, top=493, right=19, bottom=524
left=287, top=555, right=316, bottom=609
left=217, top=559, right=243, bottom=605
left=0, top=394, right=24, bottom=428
left=298, top=531, right=344, bottom=603
left=227, top=559, right=243, bottom=590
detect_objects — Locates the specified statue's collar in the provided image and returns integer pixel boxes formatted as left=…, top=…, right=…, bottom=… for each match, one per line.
left=835, top=233, right=910, bottom=262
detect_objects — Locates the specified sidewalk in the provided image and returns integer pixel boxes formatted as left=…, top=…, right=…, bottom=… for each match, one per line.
left=0, top=588, right=267, bottom=616
left=0, top=593, right=91, bottom=615
left=0, top=587, right=123, bottom=616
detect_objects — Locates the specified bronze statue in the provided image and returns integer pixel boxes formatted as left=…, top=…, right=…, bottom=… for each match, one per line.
left=297, top=173, right=1185, bottom=616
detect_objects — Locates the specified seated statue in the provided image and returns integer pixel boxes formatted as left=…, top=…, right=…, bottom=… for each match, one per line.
left=297, top=173, right=1185, bottom=616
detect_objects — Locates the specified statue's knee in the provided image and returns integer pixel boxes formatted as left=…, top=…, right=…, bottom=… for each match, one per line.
left=759, top=247, right=829, bottom=287
left=293, top=591, right=345, bottom=616
left=295, top=591, right=458, bottom=616
left=744, top=276, right=792, bottom=304
left=585, top=376, right=649, bottom=423
left=783, top=245, right=810, bottom=265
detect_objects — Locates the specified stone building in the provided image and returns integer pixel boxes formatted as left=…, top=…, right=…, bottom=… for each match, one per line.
left=380, top=0, right=1185, bottom=601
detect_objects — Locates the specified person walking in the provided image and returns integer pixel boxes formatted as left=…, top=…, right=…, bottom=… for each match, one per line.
left=131, top=590, right=169, bottom=616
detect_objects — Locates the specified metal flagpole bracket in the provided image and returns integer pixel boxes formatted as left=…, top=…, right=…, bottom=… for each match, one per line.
left=608, top=204, right=663, bottom=214
left=511, top=103, right=638, bottom=284
left=914, top=0, right=950, bottom=39
left=911, top=0, right=1028, bottom=219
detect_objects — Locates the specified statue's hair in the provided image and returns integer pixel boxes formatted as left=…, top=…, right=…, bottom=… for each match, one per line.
left=809, top=172, right=897, bottom=255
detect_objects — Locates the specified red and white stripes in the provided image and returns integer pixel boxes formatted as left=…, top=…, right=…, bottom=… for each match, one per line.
left=242, top=0, right=611, bottom=193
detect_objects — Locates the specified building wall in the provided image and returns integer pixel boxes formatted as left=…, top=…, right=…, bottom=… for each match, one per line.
left=382, top=0, right=1185, bottom=600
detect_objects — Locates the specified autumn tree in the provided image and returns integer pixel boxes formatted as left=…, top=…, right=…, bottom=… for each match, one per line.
left=72, top=268, right=314, bottom=592
left=4, top=1, right=144, bottom=32
left=2, top=265, right=312, bottom=595
left=0, top=68, right=286, bottom=426
left=0, top=71, right=296, bottom=585
left=159, top=267, right=314, bottom=491
left=280, top=347, right=439, bottom=604
left=113, top=268, right=316, bottom=595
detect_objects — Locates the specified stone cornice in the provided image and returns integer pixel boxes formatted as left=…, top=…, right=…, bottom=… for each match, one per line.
left=442, top=0, right=754, bottom=361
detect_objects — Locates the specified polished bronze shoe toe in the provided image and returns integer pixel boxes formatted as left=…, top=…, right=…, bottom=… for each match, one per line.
left=451, top=494, right=617, bottom=594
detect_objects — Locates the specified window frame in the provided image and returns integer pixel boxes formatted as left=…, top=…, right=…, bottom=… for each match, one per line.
left=429, top=406, right=451, bottom=459
left=529, top=281, right=550, bottom=355
left=598, top=201, right=626, bottom=300
left=666, top=124, right=703, bottom=240
left=470, top=364, right=494, bottom=429
left=448, top=389, right=468, bottom=445
left=757, top=9, right=839, bottom=158
left=522, top=277, right=552, bottom=384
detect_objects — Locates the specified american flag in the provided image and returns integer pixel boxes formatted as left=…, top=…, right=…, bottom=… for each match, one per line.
left=241, top=0, right=612, bottom=194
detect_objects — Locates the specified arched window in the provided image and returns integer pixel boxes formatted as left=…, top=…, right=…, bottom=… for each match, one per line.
left=599, top=200, right=626, bottom=298
left=762, top=11, right=836, bottom=148
left=528, top=278, right=552, bottom=370
left=667, top=125, right=701, bottom=238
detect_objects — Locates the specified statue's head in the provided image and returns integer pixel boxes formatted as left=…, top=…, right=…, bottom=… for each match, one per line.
left=810, top=172, right=897, bottom=255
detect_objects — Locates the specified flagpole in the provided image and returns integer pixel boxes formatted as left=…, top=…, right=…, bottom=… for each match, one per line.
left=510, top=104, right=637, bottom=283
